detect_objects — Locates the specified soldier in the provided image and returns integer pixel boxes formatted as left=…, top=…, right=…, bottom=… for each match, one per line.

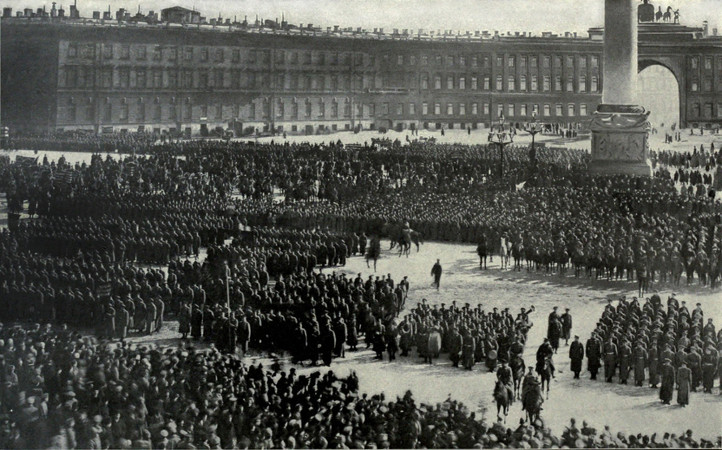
left=586, top=333, right=602, bottom=380
left=569, top=335, right=584, bottom=379
left=448, top=327, right=462, bottom=367
left=618, top=340, right=632, bottom=384
left=633, top=342, right=648, bottom=387
left=561, top=308, right=573, bottom=346
left=604, top=336, right=618, bottom=383
left=116, top=303, right=130, bottom=341
left=701, top=346, right=718, bottom=393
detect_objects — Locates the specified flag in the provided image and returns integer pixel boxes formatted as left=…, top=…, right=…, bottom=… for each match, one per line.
left=53, top=169, right=73, bottom=188
left=515, top=181, right=526, bottom=191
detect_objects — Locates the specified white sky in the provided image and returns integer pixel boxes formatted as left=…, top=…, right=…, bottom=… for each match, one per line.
left=7, top=0, right=721, bottom=34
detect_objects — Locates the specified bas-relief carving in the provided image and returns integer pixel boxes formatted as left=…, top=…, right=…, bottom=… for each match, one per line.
left=592, top=131, right=648, bottom=162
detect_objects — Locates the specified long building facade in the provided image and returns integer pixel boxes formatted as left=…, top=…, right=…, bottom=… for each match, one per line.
left=2, top=16, right=722, bottom=135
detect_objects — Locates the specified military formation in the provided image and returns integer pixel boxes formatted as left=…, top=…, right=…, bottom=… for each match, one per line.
left=576, top=295, right=722, bottom=406
left=0, top=131, right=721, bottom=447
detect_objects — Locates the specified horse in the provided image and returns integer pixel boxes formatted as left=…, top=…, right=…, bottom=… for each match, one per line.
left=493, top=380, right=511, bottom=423
left=522, top=381, right=544, bottom=424
left=499, top=238, right=509, bottom=269
left=512, top=242, right=524, bottom=271
left=663, top=6, right=672, bottom=22
left=365, top=236, right=381, bottom=272
left=536, top=357, right=553, bottom=399
left=510, top=355, right=526, bottom=399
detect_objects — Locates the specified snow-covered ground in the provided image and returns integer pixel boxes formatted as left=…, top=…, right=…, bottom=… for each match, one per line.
left=292, top=241, right=722, bottom=440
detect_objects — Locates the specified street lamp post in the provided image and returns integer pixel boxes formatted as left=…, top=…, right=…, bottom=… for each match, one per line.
left=488, top=113, right=514, bottom=178
left=523, top=112, right=543, bottom=169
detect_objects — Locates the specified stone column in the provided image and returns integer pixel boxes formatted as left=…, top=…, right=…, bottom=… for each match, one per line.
left=589, top=0, right=652, bottom=177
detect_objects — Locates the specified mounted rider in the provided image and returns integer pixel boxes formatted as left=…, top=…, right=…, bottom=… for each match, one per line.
left=536, top=338, right=555, bottom=378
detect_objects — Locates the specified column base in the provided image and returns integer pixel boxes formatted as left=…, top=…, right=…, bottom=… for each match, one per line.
left=589, top=104, right=652, bottom=177
left=589, top=159, right=653, bottom=177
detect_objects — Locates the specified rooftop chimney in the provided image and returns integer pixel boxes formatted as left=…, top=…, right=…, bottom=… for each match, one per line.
left=3, top=7, right=12, bottom=17
left=702, top=21, right=709, bottom=37
left=713, top=28, right=718, bottom=36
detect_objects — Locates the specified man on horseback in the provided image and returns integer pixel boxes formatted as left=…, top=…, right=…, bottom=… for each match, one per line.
left=536, top=338, right=555, bottom=378
left=497, top=360, right=515, bottom=403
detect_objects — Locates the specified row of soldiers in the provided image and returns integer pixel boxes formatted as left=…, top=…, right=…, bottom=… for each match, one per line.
left=582, top=295, right=722, bottom=397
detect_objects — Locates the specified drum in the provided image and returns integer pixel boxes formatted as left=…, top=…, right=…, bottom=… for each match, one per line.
left=488, top=350, right=498, bottom=360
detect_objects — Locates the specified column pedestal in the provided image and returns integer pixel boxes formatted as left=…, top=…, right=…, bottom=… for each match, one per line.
left=589, top=104, right=653, bottom=177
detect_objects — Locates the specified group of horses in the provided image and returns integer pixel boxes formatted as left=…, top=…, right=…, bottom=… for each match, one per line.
left=493, top=355, right=552, bottom=424
left=487, top=237, right=699, bottom=298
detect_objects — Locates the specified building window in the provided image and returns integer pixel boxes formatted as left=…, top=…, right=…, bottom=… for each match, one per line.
left=304, top=100, right=312, bottom=118
left=459, top=55, right=466, bottom=66
left=704, top=78, right=712, bottom=92
left=530, top=56, right=537, bottom=68
left=447, top=103, right=454, bottom=115
left=566, top=77, right=574, bottom=92
left=568, top=103, right=575, bottom=117
left=421, top=74, right=429, bottom=89
left=248, top=103, right=255, bottom=119
left=103, top=99, right=112, bottom=121
left=508, top=76, right=515, bottom=91
left=566, top=56, right=574, bottom=68
left=397, top=103, right=404, bottom=115
left=579, top=75, right=586, bottom=92
left=137, top=98, right=145, bottom=121
left=704, top=57, right=712, bottom=70
left=184, top=98, right=192, bottom=120
left=331, top=101, right=338, bottom=118
left=483, top=103, right=490, bottom=115
left=555, top=76, right=562, bottom=91
left=471, top=76, right=477, bottom=90
left=232, top=49, right=240, bottom=63
left=153, top=46, right=161, bottom=61
left=520, top=56, right=527, bottom=68
left=693, top=103, right=700, bottom=117
left=520, top=104, right=527, bottom=117
left=319, top=101, right=326, bottom=118
left=120, top=44, right=130, bottom=60
left=119, top=68, right=129, bottom=88
left=434, top=75, right=442, bottom=89
left=153, top=98, right=161, bottom=121
left=591, top=56, right=599, bottom=67
left=201, top=47, right=209, bottom=61
left=103, top=43, right=113, bottom=59
left=421, top=55, right=428, bottom=65
left=591, top=76, right=598, bottom=92
left=472, top=103, right=478, bottom=114
left=484, top=77, right=490, bottom=90
left=459, top=103, right=466, bottom=115
left=556, top=104, right=564, bottom=116
left=471, top=56, right=478, bottom=67
left=168, top=47, right=177, bottom=61
left=409, top=103, right=416, bottom=115
left=409, top=55, right=416, bottom=65
left=579, top=57, right=587, bottom=69
left=543, top=104, right=551, bottom=117
left=447, top=76, right=454, bottom=90
left=507, top=104, right=515, bottom=117
left=67, top=43, right=78, bottom=58
left=446, top=55, right=454, bottom=66
left=434, top=103, right=441, bottom=115
left=182, top=47, right=192, bottom=61
left=580, top=104, right=588, bottom=116
left=496, top=56, right=503, bottom=66
left=717, top=103, right=722, bottom=118
left=496, top=75, right=503, bottom=91
left=691, top=80, right=699, bottom=92
left=136, top=46, right=146, bottom=60
left=422, top=102, right=429, bottom=115
left=120, top=102, right=129, bottom=121
left=508, top=56, right=515, bottom=68
left=520, top=75, right=526, bottom=91
left=397, top=55, right=404, bottom=65
left=531, top=75, right=538, bottom=91
left=543, top=56, right=551, bottom=68
left=555, top=56, right=562, bottom=67
left=690, top=57, right=698, bottom=69
left=532, top=104, right=539, bottom=115
left=459, top=77, right=466, bottom=90
left=543, top=76, right=551, bottom=92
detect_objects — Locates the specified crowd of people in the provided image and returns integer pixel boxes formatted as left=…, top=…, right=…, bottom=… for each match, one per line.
left=1, top=325, right=719, bottom=449
left=578, top=295, right=722, bottom=404
left=0, top=132, right=721, bottom=446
